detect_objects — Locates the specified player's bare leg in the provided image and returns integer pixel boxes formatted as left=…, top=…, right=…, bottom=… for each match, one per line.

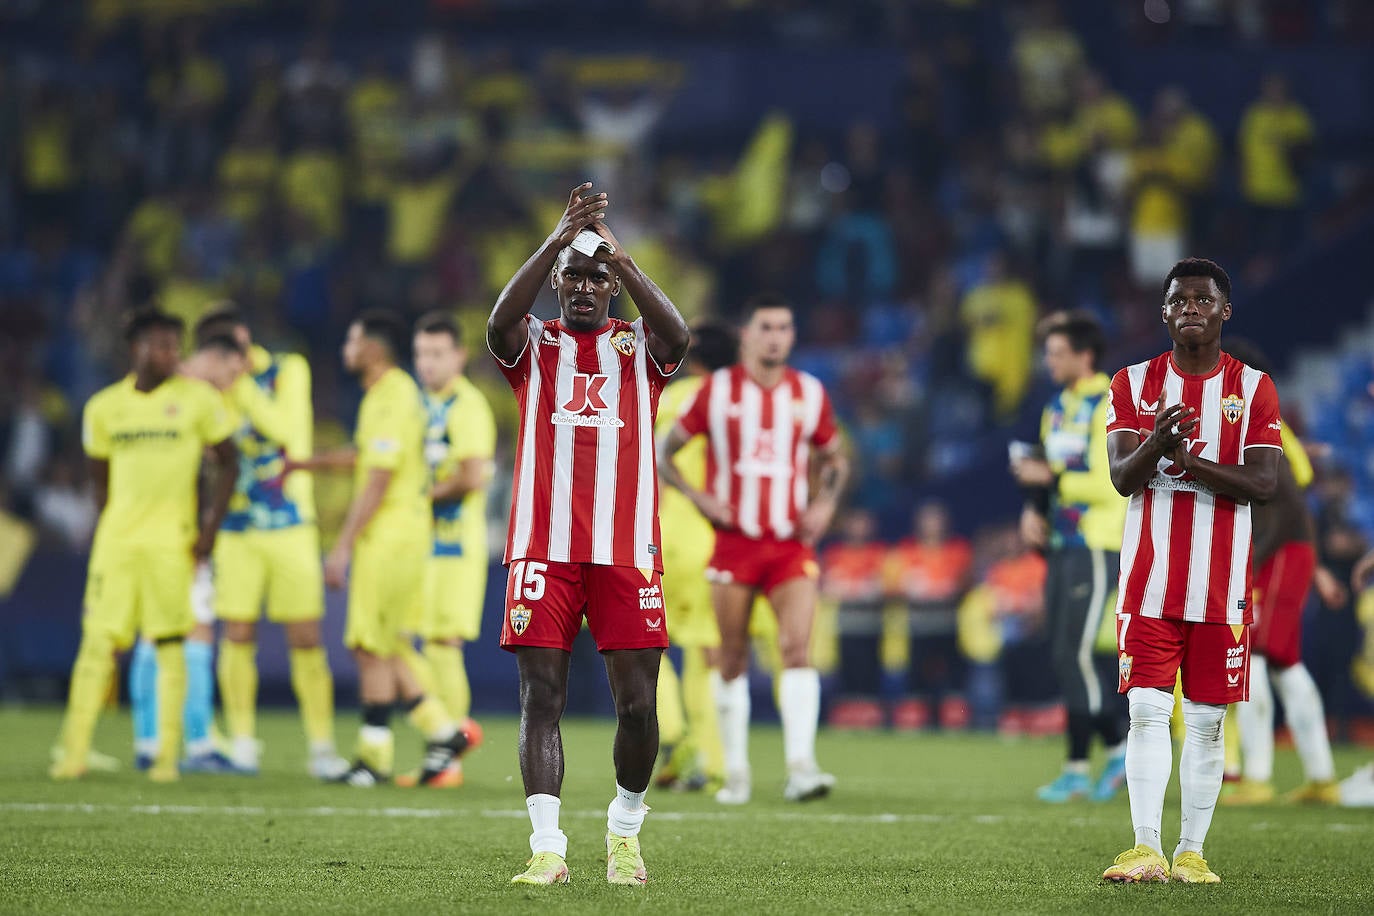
left=769, top=576, right=833, bottom=801
left=710, top=581, right=756, bottom=804
left=603, top=648, right=661, bottom=884
left=512, top=647, right=572, bottom=884
left=335, top=648, right=400, bottom=785
left=284, top=619, right=346, bottom=778
left=393, top=652, right=475, bottom=786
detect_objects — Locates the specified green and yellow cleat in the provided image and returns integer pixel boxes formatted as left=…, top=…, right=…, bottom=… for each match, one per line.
left=1103, top=845, right=1170, bottom=883
left=1284, top=780, right=1340, bottom=805
left=511, top=852, right=570, bottom=886
left=1220, top=779, right=1275, bottom=805
left=606, top=833, right=648, bottom=885
left=1171, top=851, right=1221, bottom=884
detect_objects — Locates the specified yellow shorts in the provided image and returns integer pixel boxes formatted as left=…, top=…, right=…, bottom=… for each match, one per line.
left=83, top=544, right=194, bottom=648
left=214, top=526, right=324, bottom=623
left=423, top=550, right=488, bottom=642
left=345, top=535, right=427, bottom=657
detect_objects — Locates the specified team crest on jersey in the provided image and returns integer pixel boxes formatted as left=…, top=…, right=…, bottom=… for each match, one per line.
left=165, top=403, right=180, bottom=417
left=611, top=329, right=636, bottom=357
left=509, top=603, right=532, bottom=636
left=1220, top=393, right=1244, bottom=424
left=1118, top=653, right=1133, bottom=684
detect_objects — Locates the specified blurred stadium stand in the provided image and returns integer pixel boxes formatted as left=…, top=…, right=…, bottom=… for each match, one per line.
left=2, top=0, right=1373, bottom=727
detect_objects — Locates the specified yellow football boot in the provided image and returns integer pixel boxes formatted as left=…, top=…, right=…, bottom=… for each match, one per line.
left=1171, top=851, right=1221, bottom=884
left=511, top=852, right=570, bottom=886
left=1103, top=845, right=1170, bottom=883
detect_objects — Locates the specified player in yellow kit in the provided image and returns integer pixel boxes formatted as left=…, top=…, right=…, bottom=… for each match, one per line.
left=52, top=309, right=237, bottom=783
left=412, top=311, right=495, bottom=784
left=652, top=320, right=741, bottom=790
left=294, top=311, right=476, bottom=786
left=192, top=307, right=348, bottom=779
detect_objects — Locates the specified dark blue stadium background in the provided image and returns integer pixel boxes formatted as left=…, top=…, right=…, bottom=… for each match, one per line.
left=2, top=0, right=1372, bottom=724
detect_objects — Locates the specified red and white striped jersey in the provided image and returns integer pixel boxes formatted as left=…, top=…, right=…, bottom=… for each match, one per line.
left=1106, top=351, right=1282, bottom=625
left=675, top=364, right=838, bottom=542
left=492, top=315, right=677, bottom=570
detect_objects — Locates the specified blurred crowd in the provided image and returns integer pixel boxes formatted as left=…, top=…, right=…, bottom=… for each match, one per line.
left=2, top=0, right=1374, bottom=715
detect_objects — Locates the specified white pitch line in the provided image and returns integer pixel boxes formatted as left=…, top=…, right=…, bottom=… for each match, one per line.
left=1, top=802, right=1369, bottom=833
left=0, top=802, right=958, bottom=825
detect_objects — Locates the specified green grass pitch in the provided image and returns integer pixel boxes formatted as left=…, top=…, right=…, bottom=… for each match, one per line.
left=1, top=707, right=1370, bottom=914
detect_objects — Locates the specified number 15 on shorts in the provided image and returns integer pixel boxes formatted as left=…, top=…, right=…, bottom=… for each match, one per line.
left=510, top=560, right=548, bottom=602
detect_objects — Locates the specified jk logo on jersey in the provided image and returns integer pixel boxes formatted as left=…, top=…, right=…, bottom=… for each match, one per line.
left=1157, top=438, right=1207, bottom=478
left=1221, top=393, right=1244, bottom=424
left=563, top=373, right=610, bottom=413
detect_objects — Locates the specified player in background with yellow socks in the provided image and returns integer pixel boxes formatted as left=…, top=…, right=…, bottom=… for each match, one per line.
left=52, top=309, right=237, bottom=783
left=126, top=329, right=252, bottom=774
left=191, top=307, right=349, bottom=779
left=405, top=310, right=496, bottom=787
left=291, top=311, right=476, bottom=786
left=652, top=320, right=739, bottom=789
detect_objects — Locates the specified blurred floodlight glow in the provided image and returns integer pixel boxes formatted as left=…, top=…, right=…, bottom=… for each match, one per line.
left=1144, top=0, right=1171, bottom=25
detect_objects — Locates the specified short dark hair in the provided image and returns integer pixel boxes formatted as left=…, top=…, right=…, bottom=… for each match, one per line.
left=194, top=303, right=247, bottom=349
left=1043, top=312, right=1105, bottom=369
left=352, top=309, right=409, bottom=362
left=740, top=292, right=792, bottom=323
left=1222, top=338, right=1272, bottom=375
left=689, top=320, right=738, bottom=372
left=124, top=308, right=184, bottom=343
left=414, top=310, right=462, bottom=345
left=196, top=332, right=246, bottom=356
left=1164, top=257, right=1231, bottom=301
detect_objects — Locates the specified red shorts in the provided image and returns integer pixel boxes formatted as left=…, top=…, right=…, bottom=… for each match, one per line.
left=499, top=559, right=669, bottom=653
left=705, top=530, right=818, bottom=594
left=1116, top=613, right=1251, bottom=705
left=1251, top=542, right=1315, bottom=669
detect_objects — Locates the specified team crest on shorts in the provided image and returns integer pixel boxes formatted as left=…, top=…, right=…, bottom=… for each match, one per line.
left=509, top=603, right=532, bottom=636
left=1118, top=652, right=1133, bottom=684
left=611, top=330, right=636, bottom=357
left=1220, top=393, right=1244, bottom=424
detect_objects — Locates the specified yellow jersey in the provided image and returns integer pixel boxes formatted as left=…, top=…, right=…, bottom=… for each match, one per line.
left=655, top=375, right=713, bottom=546
left=1041, top=372, right=1127, bottom=552
left=223, top=346, right=315, bottom=531
left=355, top=367, right=430, bottom=543
left=82, top=374, right=235, bottom=552
left=1280, top=423, right=1313, bottom=489
left=1240, top=101, right=1314, bottom=207
left=424, top=375, right=496, bottom=558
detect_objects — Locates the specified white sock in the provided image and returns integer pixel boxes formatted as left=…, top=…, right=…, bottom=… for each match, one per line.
left=1176, top=699, right=1226, bottom=859
left=712, top=671, right=751, bottom=776
left=185, top=737, right=216, bottom=757
left=135, top=738, right=159, bottom=757
left=1237, top=654, right=1274, bottom=782
left=526, top=793, right=568, bottom=858
left=1274, top=663, right=1335, bottom=782
left=1125, top=687, right=1174, bottom=855
left=607, top=783, right=649, bottom=837
left=1064, top=760, right=1090, bottom=776
left=779, top=667, right=821, bottom=771
left=310, top=739, right=339, bottom=758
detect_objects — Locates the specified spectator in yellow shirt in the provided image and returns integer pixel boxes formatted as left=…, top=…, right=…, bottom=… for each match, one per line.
left=1239, top=74, right=1314, bottom=211
left=960, top=251, right=1038, bottom=421
left=1239, top=73, right=1315, bottom=258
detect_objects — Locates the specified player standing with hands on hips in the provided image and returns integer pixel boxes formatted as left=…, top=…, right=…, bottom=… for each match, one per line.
left=1101, top=258, right=1282, bottom=885
left=487, top=184, right=689, bottom=886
